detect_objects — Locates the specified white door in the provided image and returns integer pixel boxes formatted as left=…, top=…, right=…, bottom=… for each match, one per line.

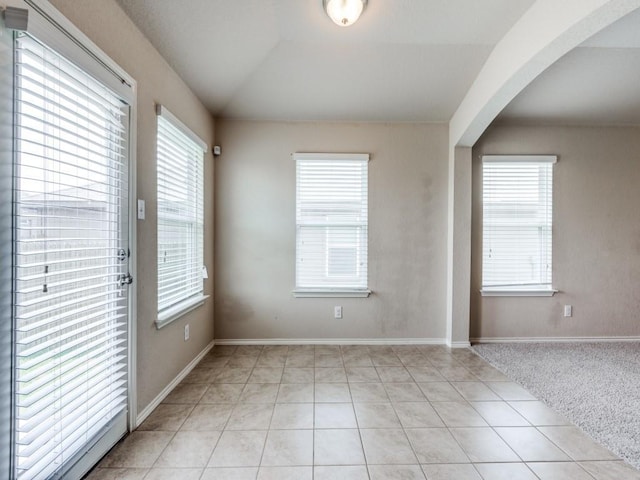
left=12, top=31, right=131, bottom=480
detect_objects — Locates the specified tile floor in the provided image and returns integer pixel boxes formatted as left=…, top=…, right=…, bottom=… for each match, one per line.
left=87, top=345, right=640, bottom=480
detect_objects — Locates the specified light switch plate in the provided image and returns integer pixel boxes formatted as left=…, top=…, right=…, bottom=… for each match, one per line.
left=137, top=199, right=145, bottom=220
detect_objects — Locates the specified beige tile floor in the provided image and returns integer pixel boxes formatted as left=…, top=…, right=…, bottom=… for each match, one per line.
left=87, top=345, right=640, bottom=480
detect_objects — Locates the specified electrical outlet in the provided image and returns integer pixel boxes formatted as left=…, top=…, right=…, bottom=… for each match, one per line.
left=564, top=305, right=572, bottom=318
left=184, top=324, right=190, bottom=341
left=334, top=306, right=343, bottom=319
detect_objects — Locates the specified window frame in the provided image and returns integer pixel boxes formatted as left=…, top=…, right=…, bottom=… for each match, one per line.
left=155, top=105, right=208, bottom=327
left=480, top=155, right=558, bottom=297
left=293, top=152, right=371, bottom=298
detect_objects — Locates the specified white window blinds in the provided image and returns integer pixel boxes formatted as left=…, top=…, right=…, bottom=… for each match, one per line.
left=14, top=34, right=129, bottom=480
left=294, top=153, right=369, bottom=295
left=482, top=155, right=556, bottom=293
left=156, top=106, right=206, bottom=324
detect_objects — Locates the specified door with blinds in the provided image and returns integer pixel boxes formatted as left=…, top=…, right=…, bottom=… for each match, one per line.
left=12, top=30, right=131, bottom=480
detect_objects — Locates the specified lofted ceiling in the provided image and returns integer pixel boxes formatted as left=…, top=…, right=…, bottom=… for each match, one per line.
left=115, top=0, right=535, bottom=121
left=116, top=0, right=640, bottom=126
left=497, top=7, right=640, bottom=126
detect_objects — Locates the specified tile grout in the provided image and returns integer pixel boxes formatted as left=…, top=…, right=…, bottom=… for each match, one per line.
left=91, top=344, right=634, bottom=480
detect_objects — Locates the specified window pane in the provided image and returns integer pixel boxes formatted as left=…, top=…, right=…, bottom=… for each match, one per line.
left=295, top=154, right=368, bottom=290
left=156, top=112, right=204, bottom=314
left=482, top=158, right=554, bottom=290
left=13, top=34, right=129, bottom=480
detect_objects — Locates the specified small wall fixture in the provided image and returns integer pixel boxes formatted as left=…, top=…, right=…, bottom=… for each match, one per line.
left=323, top=0, right=367, bottom=27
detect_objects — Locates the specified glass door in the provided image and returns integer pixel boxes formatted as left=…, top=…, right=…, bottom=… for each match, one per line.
left=13, top=32, right=130, bottom=480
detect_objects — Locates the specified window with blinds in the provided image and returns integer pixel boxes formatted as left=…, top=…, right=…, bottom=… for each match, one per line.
left=13, top=34, right=130, bottom=479
left=294, top=153, right=369, bottom=296
left=481, top=155, right=556, bottom=294
left=156, top=106, right=206, bottom=326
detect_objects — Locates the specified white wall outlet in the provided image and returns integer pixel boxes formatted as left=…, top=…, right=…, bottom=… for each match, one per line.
left=334, top=306, right=343, bottom=319
left=564, top=305, right=573, bottom=317
left=184, top=324, right=190, bottom=341
left=137, top=199, right=145, bottom=220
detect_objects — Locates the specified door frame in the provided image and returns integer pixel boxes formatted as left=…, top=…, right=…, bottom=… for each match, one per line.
left=0, top=9, right=16, bottom=479
left=3, top=0, right=138, bottom=476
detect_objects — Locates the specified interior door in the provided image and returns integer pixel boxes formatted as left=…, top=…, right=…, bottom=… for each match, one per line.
left=12, top=31, right=131, bottom=480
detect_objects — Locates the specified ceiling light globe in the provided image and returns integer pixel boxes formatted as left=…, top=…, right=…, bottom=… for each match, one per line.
left=323, top=0, right=367, bottom=27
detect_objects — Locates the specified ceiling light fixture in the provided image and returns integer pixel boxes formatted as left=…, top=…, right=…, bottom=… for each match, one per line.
left=323, top=0, right=367, bottom=27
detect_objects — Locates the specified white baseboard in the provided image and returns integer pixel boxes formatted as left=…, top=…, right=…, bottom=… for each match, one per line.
left=135, top=340, right=215, bottom=428
left=214, top=338, right=447, bottom=346
left=471, top=336, right=640, bottom=344
left=447, top=341, right=472, bottom=348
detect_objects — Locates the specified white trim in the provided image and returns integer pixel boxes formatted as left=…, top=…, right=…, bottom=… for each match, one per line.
left=447, top=341, right=472, bottom=349
left=292, top=289, right=372, bottom=298
left=0, top=17, right=13, bottom=477
left=482, top=155, right=557, bottom=164
left=156, top=104, right=207, bottom=152
left=24, top=0, right=135, bottom=102
left=156, top=294, right=209, bottom=329
left=480, top=289, right=557, bottom=297
left=127, top=97, right=138, bottom=432
left=63, top=412, right=127, bottom=480
left=471, top=336, right=640, bottom=344
left=293, top=152, right=370, bottom=162
left=135, top=340, right=215, bottom=428
left=214, top=338, right=446, bottom=346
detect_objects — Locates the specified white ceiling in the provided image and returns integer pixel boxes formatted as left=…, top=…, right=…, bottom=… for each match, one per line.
left=115, top=0, right=640, bottom=125
left=115, top=0, right=534, bottom=121
left=497, top=7, right=640, bottom=126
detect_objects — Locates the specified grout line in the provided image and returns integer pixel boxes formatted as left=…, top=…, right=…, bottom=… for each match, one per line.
left=311, top=384, right=315, bottom=480
left=133, top=344, right=618, bottom=479
left=345, top=351, right=372, bottom=480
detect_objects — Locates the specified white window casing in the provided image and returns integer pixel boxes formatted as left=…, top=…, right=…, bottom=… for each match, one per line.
left=293, top=153, right=371, bottom=298
left=481, top=155, right=557, bottom=297
left=156, top=105, right=207, bottom=327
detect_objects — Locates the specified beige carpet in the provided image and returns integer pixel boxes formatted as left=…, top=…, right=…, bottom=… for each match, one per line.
left=473, top=342, right=640, bottom=470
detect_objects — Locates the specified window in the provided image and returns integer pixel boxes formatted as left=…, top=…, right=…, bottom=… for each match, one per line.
left=294, top=153, right=370, bottom=297
left=12, top=25, right=134, bottom=480
left=156, top=105, right=206, bottom=326
left=481, top=155, right=556, bottom=296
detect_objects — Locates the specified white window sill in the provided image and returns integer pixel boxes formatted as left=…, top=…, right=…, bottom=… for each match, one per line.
left=156, top=294, right=209, bottom=329
left=480, top=289, right=557, bottom=297
left=292, top=288, right=372, bottom=298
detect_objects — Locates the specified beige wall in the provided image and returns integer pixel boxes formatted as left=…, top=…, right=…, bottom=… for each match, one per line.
left=471, top=124, right=640, bottom=339
left=215, top=120, right=448, bottom=341
left=49, top=0, right=216, bottom=412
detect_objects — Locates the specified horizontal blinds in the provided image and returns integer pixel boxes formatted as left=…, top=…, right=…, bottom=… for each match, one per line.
left=156, top=111, right=205, bottom=314
left=295, top=154, right=369, bottom=290
left=482, top=156, right=555, bottom=290
left=14, top=34, right=129, bottom=480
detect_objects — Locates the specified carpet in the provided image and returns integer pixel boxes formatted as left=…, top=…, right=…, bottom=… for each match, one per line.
left=472, top=342, right=640, bottom=469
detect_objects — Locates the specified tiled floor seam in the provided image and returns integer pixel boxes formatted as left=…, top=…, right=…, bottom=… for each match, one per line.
left=89, top=345, right=638, bottom=480
left=348, top=374, right=373, bottom=479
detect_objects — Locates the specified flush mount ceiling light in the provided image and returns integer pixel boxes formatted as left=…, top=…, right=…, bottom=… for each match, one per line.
left=323, top=0, right=367, bottom=27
